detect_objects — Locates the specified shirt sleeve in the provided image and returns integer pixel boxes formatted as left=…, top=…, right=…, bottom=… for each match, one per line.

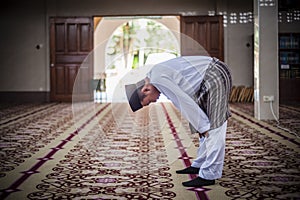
left=152, top=75, right=210, bottom=133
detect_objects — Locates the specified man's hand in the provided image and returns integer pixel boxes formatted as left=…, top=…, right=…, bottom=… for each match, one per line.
left=198, top=131, right=209, bottom=138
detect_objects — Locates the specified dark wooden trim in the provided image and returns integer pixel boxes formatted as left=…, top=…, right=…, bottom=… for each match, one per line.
left=279, top=78, right=300, bottom=103
left=50, top=17, right=94, bottom=102
left=0, top=92, right=50, bottom=103
left=180, top=15, right=224, bottom=60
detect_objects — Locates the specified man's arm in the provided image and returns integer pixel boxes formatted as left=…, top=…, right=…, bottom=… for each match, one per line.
left=153, top=76, right=210, bottom=134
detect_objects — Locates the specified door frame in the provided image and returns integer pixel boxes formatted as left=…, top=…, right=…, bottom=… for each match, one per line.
left=49, top=17, right=94, bottom=102
left=49, top=15, right=224, bottom=102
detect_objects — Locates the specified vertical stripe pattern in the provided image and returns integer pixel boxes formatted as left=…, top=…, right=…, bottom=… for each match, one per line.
left=194, top=58, right=232, bottom=130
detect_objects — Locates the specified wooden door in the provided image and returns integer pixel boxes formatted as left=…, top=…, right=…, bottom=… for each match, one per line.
left=50, top=17, right=93, bottom=102
left=180, top=15, right=224, bottom=61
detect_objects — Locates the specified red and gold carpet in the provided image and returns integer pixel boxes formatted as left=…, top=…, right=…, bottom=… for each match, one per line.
left=0, top=102, right=299, bottom=199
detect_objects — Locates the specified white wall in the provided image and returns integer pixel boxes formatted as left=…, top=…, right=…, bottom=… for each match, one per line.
left=93, top=17, right=180, bottom=102
left=0, top=0, right=48, bottom=91
left=46, top=0, right=213, bottom=16
left=0, top=0, right=213, bottom=92
left=0, top=0, right=299, bottom=93
left=222, top=0, right=254, bottom=87
left=226, top=24, right=254, bottom=86
left=94, top=16, right=180, bottom=76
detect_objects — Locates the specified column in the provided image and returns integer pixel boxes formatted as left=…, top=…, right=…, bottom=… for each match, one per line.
left=253, top=0, right=279, bottom=120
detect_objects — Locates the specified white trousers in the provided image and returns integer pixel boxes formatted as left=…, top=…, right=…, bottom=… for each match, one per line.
left=191, top=121, right=227, bottom=180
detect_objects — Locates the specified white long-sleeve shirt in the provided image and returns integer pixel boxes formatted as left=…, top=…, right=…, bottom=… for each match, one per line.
left=147, top=56, right=213, bottom=133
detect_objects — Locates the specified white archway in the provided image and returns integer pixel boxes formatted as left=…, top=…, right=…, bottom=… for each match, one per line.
left=93, top=16, right=180, bottom=102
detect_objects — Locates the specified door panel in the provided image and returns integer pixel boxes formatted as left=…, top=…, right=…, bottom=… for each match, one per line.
left=55, top=66, right=65, bottom=94
left=80, top=24, right=91, bottom=51
left=55, top=24, right=65, bottom=52
left=50, top=17, right=93, bottom=102
left=67, top=24, right=77, bottom=52
left=66, top=65, right=78, bottom=94
left=197, top=22, right=207, bottom=47
left=180, top=16, right=224, bottom=61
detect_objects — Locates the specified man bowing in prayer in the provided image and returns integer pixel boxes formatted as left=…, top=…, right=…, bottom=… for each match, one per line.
left=125, top=56, right=232, bottom=187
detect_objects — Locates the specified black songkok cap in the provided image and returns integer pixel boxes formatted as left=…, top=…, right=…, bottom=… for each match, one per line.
left=125, top=79, right=145, bottom=112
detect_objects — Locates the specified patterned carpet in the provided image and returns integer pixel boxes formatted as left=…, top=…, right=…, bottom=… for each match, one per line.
left=231, top=102, right=300, bottom=135
left=0, top=102, right=299, bottom=199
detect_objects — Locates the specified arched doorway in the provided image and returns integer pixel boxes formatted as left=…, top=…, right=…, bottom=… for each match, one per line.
left=93, top=16, right=180, bottom=102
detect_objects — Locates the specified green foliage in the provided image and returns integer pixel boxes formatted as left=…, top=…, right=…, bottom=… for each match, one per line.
left=106, top=19, right=178, bottom=69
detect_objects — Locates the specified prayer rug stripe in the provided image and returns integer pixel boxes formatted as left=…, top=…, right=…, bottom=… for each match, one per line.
left=0, top=103, right=110, bottom=199
left=161, top=103, right=208, bottom=200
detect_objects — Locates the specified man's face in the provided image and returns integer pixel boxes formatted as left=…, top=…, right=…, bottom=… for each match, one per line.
left=140, top=83, right=160, bottom=106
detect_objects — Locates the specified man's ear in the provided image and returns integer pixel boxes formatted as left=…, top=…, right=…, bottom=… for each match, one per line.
left=141, top=84, right=149, bottom=93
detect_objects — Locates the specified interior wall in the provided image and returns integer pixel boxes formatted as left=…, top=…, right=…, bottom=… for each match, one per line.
left=227, top=24, right=254, bottom=86
left=278, top=12, right=300, bottom=33
left=0, top=0, right=48, bottom=92
left=0, top=0, right=213, bottom=93
left=94, top=16, right=180, bottom=76
left=46, top=0, right=214, bottom=16
left=0, top=0, right=298, bottom=94
left=222, top=0, right=254, bottom=87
